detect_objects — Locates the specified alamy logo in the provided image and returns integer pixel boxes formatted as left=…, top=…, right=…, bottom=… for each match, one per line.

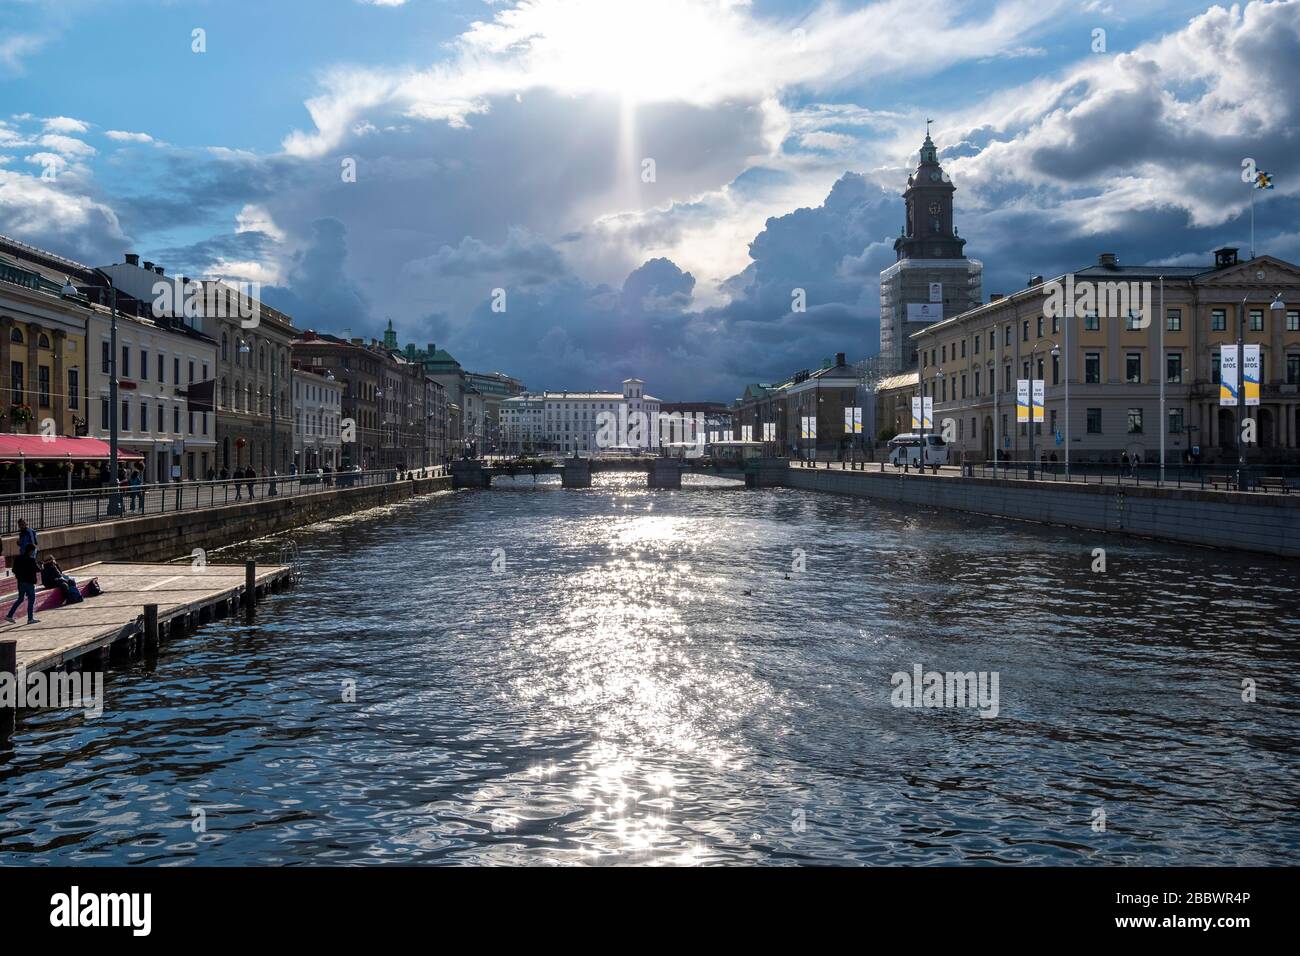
left=0, top=667, right=102, bottom=718
left=50, top=886, right=151, bottom=936
left=151, top=277, right=261, bottom=328
left=1043, top=274, right=1153, bottom=325
left=890, top=664, right=1000, bottom=718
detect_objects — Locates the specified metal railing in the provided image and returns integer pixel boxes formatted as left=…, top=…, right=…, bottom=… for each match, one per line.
left=964, top=460, right=1300, bottom=492
left=786, top=456, right=1300, bottom=493
left=0, top=466, right=447, bottom=537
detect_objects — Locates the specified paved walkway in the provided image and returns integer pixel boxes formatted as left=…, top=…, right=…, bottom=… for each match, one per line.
left=0, top=562, right=287, bottom=673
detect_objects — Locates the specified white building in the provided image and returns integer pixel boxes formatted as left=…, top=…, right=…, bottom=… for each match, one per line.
left=85, top=259, right=219, bottom=482
left=501, top=378, right=661, bottom=456
left=292, top=365, right=343, bottom=471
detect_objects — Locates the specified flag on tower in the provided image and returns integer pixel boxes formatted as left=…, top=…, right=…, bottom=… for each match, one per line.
left=1255, top=170, right=1275, bottom=190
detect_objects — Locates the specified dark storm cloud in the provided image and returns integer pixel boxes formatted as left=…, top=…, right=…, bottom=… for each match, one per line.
left=260, top=218, right=369, bottom=330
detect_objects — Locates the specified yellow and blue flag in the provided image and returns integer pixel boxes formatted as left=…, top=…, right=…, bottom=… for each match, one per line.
left=1255, top=170, right=1275, bottom=190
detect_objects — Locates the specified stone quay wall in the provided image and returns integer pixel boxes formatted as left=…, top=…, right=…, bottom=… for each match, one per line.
left=778, top=464, right=1300, bottom=557
left=3, top=475, right=452, bottom=570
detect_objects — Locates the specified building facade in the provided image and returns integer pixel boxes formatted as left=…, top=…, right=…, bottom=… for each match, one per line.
left=292, top=332, right=381, bottom=469
left=501, top=379, right=661, bottom=456
left=910, top=249, right=1300, bottom=464
left=0, top=236, right=89, bottom=440
left=879, top=131, right=982, bottom=372
left=292, top=365, right=343, bottom=472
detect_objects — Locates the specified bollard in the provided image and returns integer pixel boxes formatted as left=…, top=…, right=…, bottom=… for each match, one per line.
left=245, top=560, right=257, bottom=609
left=1, top=639, right=16, bottom=741
left=144, top=604, right=159, bottom=654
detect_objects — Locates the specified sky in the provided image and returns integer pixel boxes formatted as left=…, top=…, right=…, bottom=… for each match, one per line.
left=2, top=0, right=1298, bottom=401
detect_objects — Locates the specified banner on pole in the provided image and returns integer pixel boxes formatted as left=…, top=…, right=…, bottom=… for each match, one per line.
left=1016, top=379, right=1030, bottom=423
left=1244, top=344, right=1261, bottom=407
left=1219, top=345, right=1238, bottom=406
left=844, top=407, right=862, bottom=434
left=1032, top=379, right=1045, bottom=423
left=910, top=397, right=933, bottom=430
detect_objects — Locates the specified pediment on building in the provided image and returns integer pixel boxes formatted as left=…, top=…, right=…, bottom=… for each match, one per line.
left=1197, top=256, right=1300, bottom=290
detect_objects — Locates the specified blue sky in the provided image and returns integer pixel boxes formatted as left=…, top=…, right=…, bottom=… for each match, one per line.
left=3, top=0, right=1298, bottom=400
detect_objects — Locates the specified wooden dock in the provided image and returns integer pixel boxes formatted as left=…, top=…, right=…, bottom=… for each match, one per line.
left=0, top=561, right=291, bottom=676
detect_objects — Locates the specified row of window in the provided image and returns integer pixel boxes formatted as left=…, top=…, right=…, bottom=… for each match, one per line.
left=9, top=362, right=77, bottom=410
left=102, top=342, right=208, bottom=386
left=98, top=398, right=208, bottom=436
left=984, top=407, right=1181, bottom=440
left=925, top=308, right=1300, bottom=367
left=9, top=328, right=52, bottom=349
left=933, top=350, right=1300, bottom=401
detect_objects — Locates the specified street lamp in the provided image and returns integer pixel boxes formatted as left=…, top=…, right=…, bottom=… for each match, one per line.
left=1236, top=293, right=1288, bottom=489
left=89, top=270, right=124, bottom=515
left=1026, top=341, right=1059, bottom=481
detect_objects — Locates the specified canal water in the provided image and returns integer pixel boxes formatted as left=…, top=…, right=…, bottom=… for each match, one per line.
left=2, top=473, right=1297, bottom=865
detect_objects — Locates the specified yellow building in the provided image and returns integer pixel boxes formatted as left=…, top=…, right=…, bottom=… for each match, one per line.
left=0, top=238, right=89, bottom=437
left=911, top=249, right=1300, bottom=464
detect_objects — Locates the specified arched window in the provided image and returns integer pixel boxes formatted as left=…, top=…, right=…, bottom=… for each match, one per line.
left=38, top=333, right=50, bottom=349
left=10, top=328, right=22, bottom=344
left=257, top=386, right=264, bottom=415
left=234, top=379, right=242, bottom=411
left=221, top=332, right=228, bottom=362
left=220, top=377, right=228, bottom=409
left=259, top=346, right=266, bottom=372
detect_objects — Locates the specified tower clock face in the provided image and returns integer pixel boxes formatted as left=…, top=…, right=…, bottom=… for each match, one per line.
left=928, top=201, right=940, bottom=214
left=929, top=171, right=941, bottom=182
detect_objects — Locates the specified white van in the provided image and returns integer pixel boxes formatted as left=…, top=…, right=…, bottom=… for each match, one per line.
left=888, top=433, right=950, bottom=468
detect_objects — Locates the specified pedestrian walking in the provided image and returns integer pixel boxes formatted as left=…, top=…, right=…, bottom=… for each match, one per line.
left=5, top=543, right=41, bottom=624
left=16, top=517, right=37, bottom=560
left=128, top=468, right=144, bottom=512
left=245, top=466, right=255, bottom=499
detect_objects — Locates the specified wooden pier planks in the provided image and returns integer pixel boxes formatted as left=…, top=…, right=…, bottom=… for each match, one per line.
left=0, top=561, right=289, bottom=673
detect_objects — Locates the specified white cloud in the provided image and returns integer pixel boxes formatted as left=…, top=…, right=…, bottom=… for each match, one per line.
left=42, top=116, right=89, bottom=134
left=235, top=203, right=286, bottom=243
left=37, top=133, right=96, bottom=158
left=0, top=33, right=45, bottom=74
left=283, top=0, right=1069, bottom=158
left=105, top=129, right=154, bottom=144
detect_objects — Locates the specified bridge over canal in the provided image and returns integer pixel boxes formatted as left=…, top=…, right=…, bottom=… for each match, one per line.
left=450, top=457, right=774, bottom=490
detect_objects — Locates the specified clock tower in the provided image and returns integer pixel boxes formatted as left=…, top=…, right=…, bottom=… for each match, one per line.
left=878, top=126, right=982, bottom=372
left=893, top=131, right=966, bottom=261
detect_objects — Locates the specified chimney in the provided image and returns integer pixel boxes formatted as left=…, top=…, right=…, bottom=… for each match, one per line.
left=1028, top=274, right=1043, bottom=287
left=124, top=253, right=140, bottom=267
left=142, top=261, right=154, bottom=272
left=1214, top=247, right=1240, bottom=269
left=990, top=293, right=1004, bottom=302
left=304, top=329, right=317, bottom=341
left=835, top=352, right=846, bottom=367
left=1098, top=252, right=1119, bottom=269
left=154, top=265, right=165, bottom=275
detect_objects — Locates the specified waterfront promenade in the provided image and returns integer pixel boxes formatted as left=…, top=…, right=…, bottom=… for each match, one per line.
left=1, top=561, right=289, bottom=675
left=0, top=466, right=447, bottom=536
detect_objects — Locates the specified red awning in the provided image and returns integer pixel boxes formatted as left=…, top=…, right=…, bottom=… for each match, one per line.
left=0, top=434, right=146, bottom=463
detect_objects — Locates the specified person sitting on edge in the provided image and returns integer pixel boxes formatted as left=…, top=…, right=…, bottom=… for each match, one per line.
left=40, top=555, right=83, bottom=604
left=5, top=543, right=41, bottom=624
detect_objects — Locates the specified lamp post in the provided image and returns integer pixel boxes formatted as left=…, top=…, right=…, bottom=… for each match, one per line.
left=1236, top=292, right=1289, bottom=489
left=1026, top=341, right=1059, bottom=481
left=1159, top=276, right=1166, bottom=484
left=86, top=271, right=124, bottom=515
left=269, top=346, right=279, bottom=495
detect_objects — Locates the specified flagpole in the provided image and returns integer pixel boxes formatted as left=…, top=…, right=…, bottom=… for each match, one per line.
left=1250, top=181, right=1255, bottom=260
